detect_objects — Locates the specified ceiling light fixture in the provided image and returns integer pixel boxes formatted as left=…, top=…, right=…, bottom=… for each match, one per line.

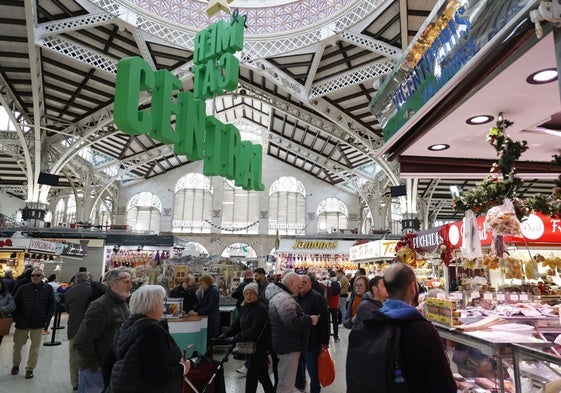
left=527, top=68, right=558, bottom=84
left=449, top=185, right=462, bottom=198
left=428, top=143, right=450, bottom=151
left=466, top=115, right=494, bottom=125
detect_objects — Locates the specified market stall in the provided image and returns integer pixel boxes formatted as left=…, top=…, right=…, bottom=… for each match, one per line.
left=275, top=238, right=357, bottom=276
left=0, top=236, right=63, bottom=278
left=446, top=212, right=561, bottom=294
left=348, top=239, right=397, bottom=275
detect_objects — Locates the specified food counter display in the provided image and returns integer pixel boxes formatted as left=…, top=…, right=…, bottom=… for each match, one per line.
left=435, top=322, right=556, bottom=393
left=512, top=343, right=561, bottom=392
left=430, top=304, right=561, bottom=392
left=167, top=316, right=208, bottom=358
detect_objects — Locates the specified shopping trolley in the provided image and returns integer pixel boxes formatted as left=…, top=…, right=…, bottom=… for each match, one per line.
left=182, top=341, right=235, bottom=393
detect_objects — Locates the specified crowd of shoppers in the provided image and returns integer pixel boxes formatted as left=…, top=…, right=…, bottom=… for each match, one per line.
left=0, top=261, right=461, bottom=393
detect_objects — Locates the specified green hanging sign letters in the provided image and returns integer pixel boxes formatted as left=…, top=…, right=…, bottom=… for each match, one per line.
left=114, top=13, right=264, bottom=191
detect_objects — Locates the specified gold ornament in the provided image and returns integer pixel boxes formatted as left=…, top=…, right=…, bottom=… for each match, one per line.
left=206, top=0, right=233, bottom=16
left=396, top=245, right=416, bottom=266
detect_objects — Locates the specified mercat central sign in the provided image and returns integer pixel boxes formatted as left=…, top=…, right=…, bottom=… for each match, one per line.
left=114, top=13, right=264, bottom=191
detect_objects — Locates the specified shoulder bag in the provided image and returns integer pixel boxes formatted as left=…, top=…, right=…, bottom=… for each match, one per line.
left=0, top=311, right=14, bottom=336
left=236, top=322, right=267, bottom=355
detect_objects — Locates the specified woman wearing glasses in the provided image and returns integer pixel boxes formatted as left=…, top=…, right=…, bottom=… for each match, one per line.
left=104, top=285, right=190, bottom=393
left=342, top=275, right=369, bottom=329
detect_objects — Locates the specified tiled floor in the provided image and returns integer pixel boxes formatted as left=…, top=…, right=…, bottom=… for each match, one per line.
left=0, top=314, right=348, bottom=393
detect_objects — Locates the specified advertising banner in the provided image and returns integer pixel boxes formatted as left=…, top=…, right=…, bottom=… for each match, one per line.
left=446, top=212, right=561, bottom=249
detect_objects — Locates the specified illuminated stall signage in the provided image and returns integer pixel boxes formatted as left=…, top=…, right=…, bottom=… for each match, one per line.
left=114, top=13, right=264, bottom=191
left=446, top=212, right=561, bottom=249
left=370, top=0, right=529, bottom=141
left=412, top=227, right=443, bottom=253
left=349, top=240, right=398, bottom=261
left=293, top=240, right=339, bottom=250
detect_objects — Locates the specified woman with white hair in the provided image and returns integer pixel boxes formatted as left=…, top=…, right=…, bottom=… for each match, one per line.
left=104, top=285, right=190, bottom=392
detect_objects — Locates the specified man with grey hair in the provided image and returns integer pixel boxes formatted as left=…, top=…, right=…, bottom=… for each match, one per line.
left=11, top=268, right=55, bottom=379
left=64, top=272, right=106, bottom=391
left=73, top=269, right=132, bottom=393
left=265, top=272, right=318, bottom=393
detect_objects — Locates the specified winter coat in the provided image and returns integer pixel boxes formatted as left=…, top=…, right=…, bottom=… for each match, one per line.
left=296, top=289, right=329, bottom=348
left=265, top=281, right=312, bottom=354
left=64, top=280, right=94, bottom=339
left=73, top=289, right=130, bottom=371
left=323, top=279, right=340, bottom=309
left=352, top=291, right=384, bottom=331
left=105, top=315, right=183, bottom=393
left=169, top=285, right=198, bottom=313
left=3, top=277, right=16, bottom=295
left=343, top=292, right=364, bottom=329
left=256, top=280, right=269, bottom=301
left=224, top=297, right=271, bottom=357
left=194, top=284, right=221, bottom=339
left=13, top=281, right=55, bottom=329
left=347, top=299, right=456, bottom=393
left=0, top=292, right=16, bottom=316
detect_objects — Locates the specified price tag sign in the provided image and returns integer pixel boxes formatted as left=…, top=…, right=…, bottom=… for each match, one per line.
left=437, top=292, right=446, bottom=299
left=519, top=293, right=529, bottom=301
left=483, top=292, right=493, bottom=300
left=471, top=291, right=480, bottom=299
left=510, top=293, right=519, bottom=302
left=452, top=292, right=463, bottom=300
left=497, top=293, right=506, bottom=301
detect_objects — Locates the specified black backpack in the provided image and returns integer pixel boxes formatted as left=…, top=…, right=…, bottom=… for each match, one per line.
left=330, top=280, right=341, bottom=296
left=346, top=318, right=409, bottom=393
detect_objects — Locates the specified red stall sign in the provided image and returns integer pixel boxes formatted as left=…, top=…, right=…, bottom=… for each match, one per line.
left=446, top=212, right=561, bottom=249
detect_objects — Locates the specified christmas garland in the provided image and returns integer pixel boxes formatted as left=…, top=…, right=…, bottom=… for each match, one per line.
left=203, top=219, right=259, bottom=232
left=452, top=119, right=561, bottom=219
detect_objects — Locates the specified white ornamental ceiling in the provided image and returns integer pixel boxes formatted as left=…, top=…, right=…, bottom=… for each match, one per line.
left=0, top=0, right=559, bottom=223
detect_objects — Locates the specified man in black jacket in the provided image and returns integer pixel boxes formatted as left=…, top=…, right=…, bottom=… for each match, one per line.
left=73, top=269, right=131, bottom=393
left=231, top=270, right=254, bottom=311
left=11, top=268, right=55, bottom=379
left=295, top=274, right=329, bottom=393
left=346, top=263, right=456, bottom=393
left=169, top=274, right=197, bottom=314
left=64, top=272, right=105, bottom=391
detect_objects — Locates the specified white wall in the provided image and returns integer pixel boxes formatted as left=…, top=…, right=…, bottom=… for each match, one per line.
left=0, top=191, right=25, bottom=219
left=116, top=155, right=360, bottom=235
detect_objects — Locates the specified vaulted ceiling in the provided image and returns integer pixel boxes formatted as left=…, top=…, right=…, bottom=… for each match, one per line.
left=0, top=0, right=558, bottom=224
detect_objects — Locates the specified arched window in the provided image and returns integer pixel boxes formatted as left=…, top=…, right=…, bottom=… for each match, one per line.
left=126, top=192, right=162, bottom=233
left=90, top=198, right=112, bottom=227
left=361, top=207, right=373, bottom=235
left=268, top=176, right=306, bottom=235
left=66, top=195, right=77, bottom=224
left=172, top=173, right=212, bottom=233
left=53, top=198, right=66, bottom=226
left=222, top=179, right=259, bottom=234
left=316, top=197, right=348, bottom=234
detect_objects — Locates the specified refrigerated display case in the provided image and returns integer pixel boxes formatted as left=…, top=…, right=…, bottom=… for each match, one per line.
left=435, top=323, right=556, bottom=392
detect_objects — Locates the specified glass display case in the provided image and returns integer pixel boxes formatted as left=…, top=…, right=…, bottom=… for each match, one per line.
left=435, top=323, right=555, bottom=392
left=512, top=344, right=561, bottom=393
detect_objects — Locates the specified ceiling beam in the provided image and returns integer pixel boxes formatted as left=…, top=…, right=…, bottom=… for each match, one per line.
left=399, top=156, right=561, bottom=180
